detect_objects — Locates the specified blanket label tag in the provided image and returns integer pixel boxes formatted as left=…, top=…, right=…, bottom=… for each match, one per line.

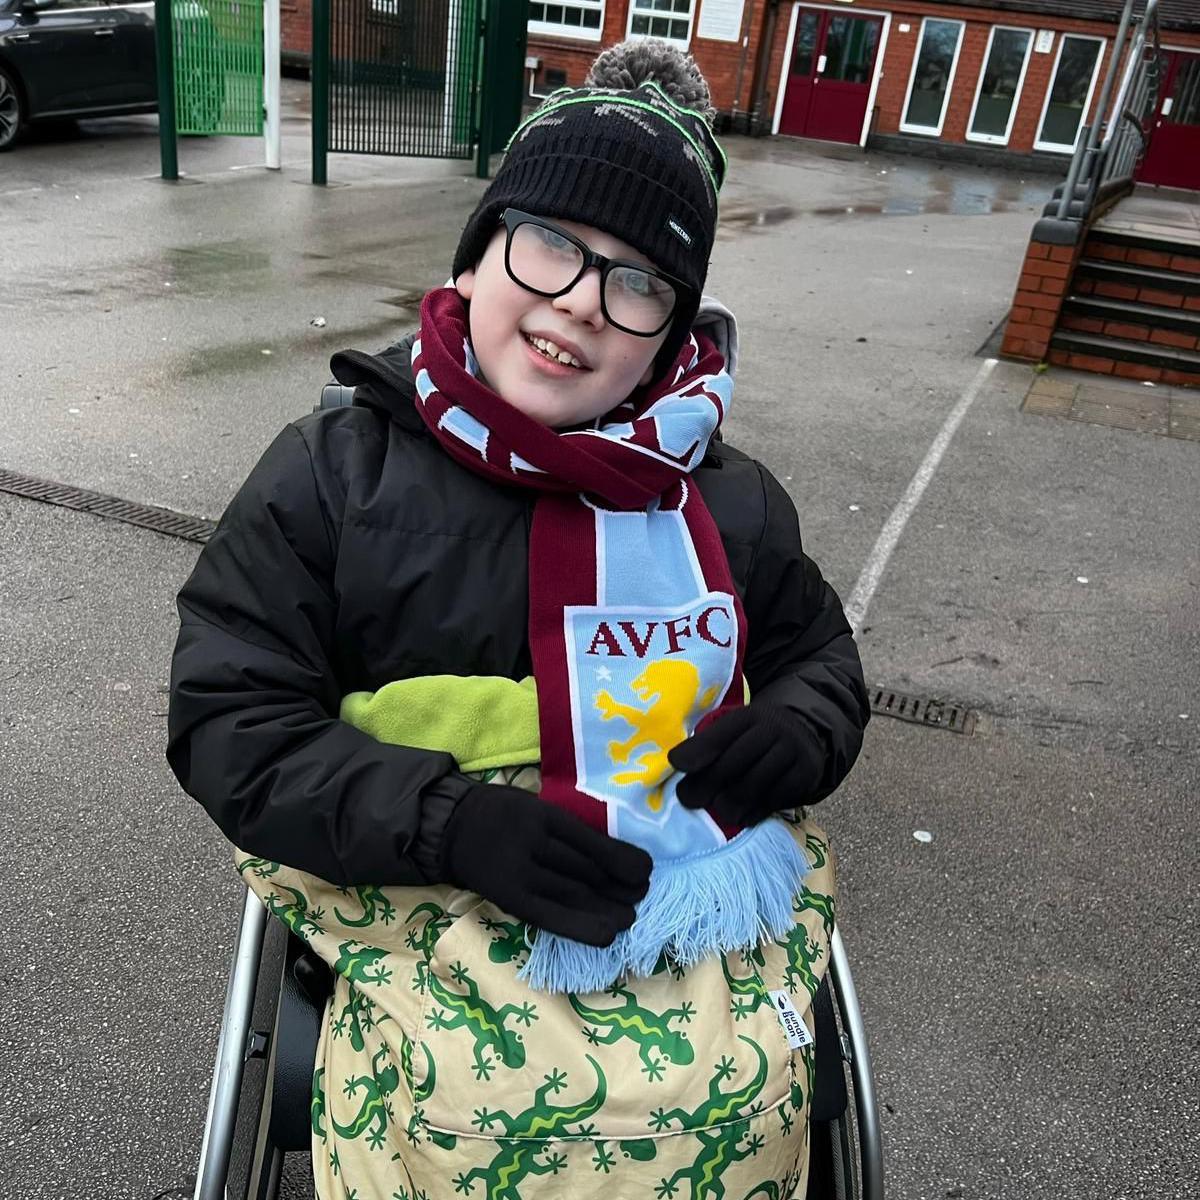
left=769, top=989, right=814, bottom=1049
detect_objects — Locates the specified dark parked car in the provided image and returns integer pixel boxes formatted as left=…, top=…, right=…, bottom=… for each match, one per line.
left=0, top=0, right=157, bottom=150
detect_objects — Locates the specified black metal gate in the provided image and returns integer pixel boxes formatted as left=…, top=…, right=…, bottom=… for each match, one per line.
left=312, top=0, right=528, bottom=183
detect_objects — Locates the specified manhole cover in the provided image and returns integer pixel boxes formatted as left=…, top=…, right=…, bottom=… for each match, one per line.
left=0, top=468, right=215, bottom=544
left=869, top=686, right=977, bottom=735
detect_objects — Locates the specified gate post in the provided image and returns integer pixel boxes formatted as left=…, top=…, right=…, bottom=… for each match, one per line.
left=312, top=0, right=330, bottom=185
left=475, top=0, right=529, bottom=179
left=154, top=0, right=178, bottom=180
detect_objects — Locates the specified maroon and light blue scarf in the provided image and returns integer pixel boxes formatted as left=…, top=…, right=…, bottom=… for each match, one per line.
left=413, top=287, right=808, bottom=992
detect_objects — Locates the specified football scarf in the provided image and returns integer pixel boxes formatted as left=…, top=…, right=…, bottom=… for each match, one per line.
left=413, top=287, right=807, bottom=992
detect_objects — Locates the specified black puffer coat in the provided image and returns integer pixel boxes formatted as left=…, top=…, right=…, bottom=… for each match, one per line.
left=167, top=332, right=869, bottom=887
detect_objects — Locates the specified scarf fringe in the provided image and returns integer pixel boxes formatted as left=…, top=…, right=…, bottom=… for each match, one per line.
left=516, top=819, right=809, bottom=994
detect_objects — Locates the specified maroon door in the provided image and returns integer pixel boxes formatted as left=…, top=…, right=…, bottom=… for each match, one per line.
left=779, top=7, right=884, bottom=144
left=1138, top=51, right=1200, bottom=190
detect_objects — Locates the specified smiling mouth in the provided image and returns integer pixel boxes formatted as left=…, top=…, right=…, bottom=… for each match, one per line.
left=522, top=332, right=587, bottom=369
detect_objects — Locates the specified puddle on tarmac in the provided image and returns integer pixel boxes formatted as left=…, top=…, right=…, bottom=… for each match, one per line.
left=719, top=205, right=797, bottom=229
left=164, top=242, right=272, bottom=277
left=378, top=287, right=427, bottom=310
left=810, top=194, right=1017, bottom=216
left=176, top=312, right=407, bottom=380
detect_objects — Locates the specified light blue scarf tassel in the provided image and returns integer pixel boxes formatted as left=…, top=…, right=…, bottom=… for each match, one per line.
left=516, top=818, right=809, bottom=995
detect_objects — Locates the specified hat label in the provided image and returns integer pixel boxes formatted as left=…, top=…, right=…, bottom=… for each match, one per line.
left=667, top=217, right=693, bottom=247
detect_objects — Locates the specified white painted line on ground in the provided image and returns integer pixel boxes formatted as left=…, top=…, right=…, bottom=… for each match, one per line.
left=844, top=357, right=997, bottom=635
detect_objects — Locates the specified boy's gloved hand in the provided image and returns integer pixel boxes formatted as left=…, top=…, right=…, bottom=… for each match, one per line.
left=668, top=704, right=826, bottom=826
left=441, top=784, right=652, bottom=948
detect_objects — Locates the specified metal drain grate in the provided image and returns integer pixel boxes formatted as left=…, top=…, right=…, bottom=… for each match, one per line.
left=0, top=468, right=215, bottom=544
left=869, top=687, right=978, bottom=735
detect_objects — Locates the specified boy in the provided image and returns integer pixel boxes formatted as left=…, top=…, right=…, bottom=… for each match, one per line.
left=169, top=40, right=868, bottom=1200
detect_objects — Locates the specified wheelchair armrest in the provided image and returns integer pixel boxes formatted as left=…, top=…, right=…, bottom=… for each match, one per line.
left=269, top=935, right=332, bottom=1151
left=810, top=973, right=849, bottom=1122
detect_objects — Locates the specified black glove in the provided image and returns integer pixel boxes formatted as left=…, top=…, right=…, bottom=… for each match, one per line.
left=667, top=703, right=827, bottom=826
left=441, top=784, right=652, bottom=948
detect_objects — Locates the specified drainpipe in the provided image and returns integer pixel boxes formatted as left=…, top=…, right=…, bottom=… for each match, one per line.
left=748, top=0, right=781, bottom=136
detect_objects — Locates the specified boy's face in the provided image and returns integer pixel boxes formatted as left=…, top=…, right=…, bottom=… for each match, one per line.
left=455, top=217, right=672, bottom=429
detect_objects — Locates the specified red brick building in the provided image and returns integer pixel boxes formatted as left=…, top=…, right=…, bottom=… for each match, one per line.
left=525, top=0, right=1198, bottom=182
left=285, top=1, right=1200, bottom=185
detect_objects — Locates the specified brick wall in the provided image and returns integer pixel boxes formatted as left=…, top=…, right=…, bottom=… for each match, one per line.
left=282, top=0, right=310, bottom=59
left=760, top=2, right=1200, bottom=148
left=528, top=2, right=770, bottom=116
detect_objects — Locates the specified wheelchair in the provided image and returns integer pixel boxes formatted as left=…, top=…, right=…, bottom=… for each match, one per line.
left=189, top=382, right=884, bottom=1199
left=192, top=885, right=884, bottom=1200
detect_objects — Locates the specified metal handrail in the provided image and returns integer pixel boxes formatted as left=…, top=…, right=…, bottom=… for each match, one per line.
left=1055, top=0, right=1163, bottom=222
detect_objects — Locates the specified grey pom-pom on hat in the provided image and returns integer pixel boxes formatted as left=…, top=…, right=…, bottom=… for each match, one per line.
left=451, top=39, right=727, bottom=377
left=585, top=38, right=716, bottom=124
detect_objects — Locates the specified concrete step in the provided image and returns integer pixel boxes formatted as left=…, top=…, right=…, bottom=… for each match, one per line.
left=1072, top=258, right=1200, bottom=302
left=1060, top=294, right=1200, bottom=340
left=1086, top=225, right=1200, bottom=265
left=1048, top=329, right=1200, bottom=386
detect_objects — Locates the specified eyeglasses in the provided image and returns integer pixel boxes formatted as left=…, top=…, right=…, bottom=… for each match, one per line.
left=499, top=209, right=693, bottom=337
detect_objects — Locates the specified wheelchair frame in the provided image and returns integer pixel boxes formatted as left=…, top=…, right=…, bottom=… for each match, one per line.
left=193, top=887, right=884, bottom=1200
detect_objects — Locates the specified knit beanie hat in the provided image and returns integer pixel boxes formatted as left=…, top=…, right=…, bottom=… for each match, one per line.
left=452, top=39, right=727, bottom=375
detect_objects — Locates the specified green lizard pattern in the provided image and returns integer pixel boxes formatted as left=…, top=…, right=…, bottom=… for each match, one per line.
left=420, top=960, right=537, bottom=1081
left=331, top=940, right=393, bottom=988
left=803, top=832, right=829, bottom=871
left=262, top=883, right=325, bottom=940
left=481, top=915, right=529, bottom=965
left=653, top=1117, right=767, bottom=1200
left=235, top=855, right=282, bottom=880
left=312, top=1066, right=327, bottom=1140
left=795, top=886, right=835, bottom=938
left=451, top=1055, right=608, bottom=1199
left=569, top=985, right=695, bottom=1081
left=405, top=903, right=454, bottom=992
left=332, top=1045, right=400, bottom=1151
left=721, top=954, right=772, bottom=1022
left=332, top=984, right=389, bottom=1053
left=333, top=885, right=397, bottom=928
left=646, top=1035, right=770, bottom=1133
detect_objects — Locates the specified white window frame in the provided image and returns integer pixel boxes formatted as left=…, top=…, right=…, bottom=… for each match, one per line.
left=1033, top=32, right=1107, bottom=153
left=966, top=25, right=1035, bottom=145
left=899, top=16, right=966, bottom=137
left=626, top=0, right=696, bottom=47
left=528, top=0, right=605, bottom=42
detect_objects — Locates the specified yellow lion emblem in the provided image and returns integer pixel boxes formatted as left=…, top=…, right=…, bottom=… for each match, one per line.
left=595, top=660, right=720, bottom=812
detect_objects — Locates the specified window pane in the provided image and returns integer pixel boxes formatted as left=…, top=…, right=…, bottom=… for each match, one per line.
left=545, top=4, right=563, bottom=22
left=670, top=17, right=686, bottom=37
left=790, top=10, right=820, bottom=77
left=1039, top=36, right=1101, bottom=146
left=564, top=6, right=581, bottom=24
left=1166, top=57, right=1200, bottom=127
left=674, top=0, right=690, bottom=12
left=529, top=1, right=544, bottom=17
left=904, top=19, right=962, bottom=129
left=584, top=8, right=600, bottom=27
left=823, top=16, right=880, bottom=84
left=650, top=15, right=670, bottom=35
left=970, top=28, right=1031, bottom=137
left=632, top=13, right=649, bottom=33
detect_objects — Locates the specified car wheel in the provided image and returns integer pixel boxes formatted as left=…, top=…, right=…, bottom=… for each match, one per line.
left=0, top=65, right=24, bottom=151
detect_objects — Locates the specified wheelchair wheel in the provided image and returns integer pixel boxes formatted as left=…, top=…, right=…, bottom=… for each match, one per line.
left=224, top=910, right=288, bottom=1200
left=808, top=1097, right=859, bottom=1200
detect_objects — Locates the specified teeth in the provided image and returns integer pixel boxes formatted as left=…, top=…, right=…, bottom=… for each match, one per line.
left=526, top=334, right=582, bottom=368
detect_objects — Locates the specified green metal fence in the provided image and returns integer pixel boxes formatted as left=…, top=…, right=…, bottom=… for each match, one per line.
left=319, top=0, right=482, bottom=159
left=173, top=0, right=264, bottom=136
